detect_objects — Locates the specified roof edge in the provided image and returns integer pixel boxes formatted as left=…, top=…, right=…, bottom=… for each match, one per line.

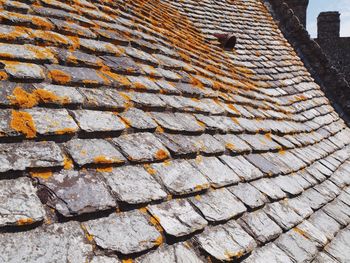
left=263, top=0, right=350, bottom=126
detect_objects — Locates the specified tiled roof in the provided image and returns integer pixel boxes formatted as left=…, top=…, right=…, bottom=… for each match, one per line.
left=0, top=0, right=350, bottom=262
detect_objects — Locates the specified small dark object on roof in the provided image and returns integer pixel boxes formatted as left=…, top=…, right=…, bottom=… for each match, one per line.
left=214, top=33, right=237, bottom=50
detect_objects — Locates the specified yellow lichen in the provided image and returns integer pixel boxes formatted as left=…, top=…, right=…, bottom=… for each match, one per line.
left=17, top=217, right=34, bottom=226
left=48, top=69, right=71, bottom=84
left=8, top=87, right=38, bottom=108
left=55, top=128, right=77, bottom=135
left=63, top=156, right=74, bottom=170
left=155, top=149, right=169, bottom=160
left=144, top=164, right=157, bottom=175
left=10, top=110, right=36, bottom=138
left=30, top=171, right=53, bottom=179
left=96, top=166, right=113, bottom=173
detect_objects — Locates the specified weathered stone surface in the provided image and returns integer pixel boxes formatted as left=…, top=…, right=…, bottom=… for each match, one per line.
left=102, top=165, right=167, bottom=204
left=4, top=62, right=45, bottom=81
left=83, top=210, right=161, bottom=254
left=298, top=188, right=328, bottom=210
left=285, top=197, right=314, bottom=218
left=119, top=108, right=157, bottom=130
left=126, top=91, right=166, bottom=108
left=65, top=138, right=126, bottom=166
left=194, top=134, right=225, bottom=154
left=156, top=133, right=199, bottom=156
left=112, top=132, right=170, bottom=163
left=149, top=159, right=209, bottom=195
left=127, top=76, right=160, bottom=92
left=239, top=134, right=281, bottom=151
left=147, top=199, right=207, bottom=237
left=91, top=256, right=120, bottom=263
left=0, top=221, right=93, bottom=262
left=309, top=210, right=341, bottom=240
left=151, top=112, right=205, bottom=133
left=0, top=141, right=64, bottom=173
left=196, top=221, right=256, bottom=261
left=275, top=230, right=318, bottom=262
left=251, top=178, right=286, bottom=200
left=245, top=154, right=281, bottom=175
left=33, top=84, right=85, bottom=105
left=0, top=177, right=45, bottom=227
left=273, top=175, right=304, bottom=195
left=102, top=55, right=141, bottom=74
left=312, top=252, right=339, bottom=263
left=229, top=183, right=268, bottom=209
left=136, top=243, right=204, bottom=263
left=214, top=134, right=251, bottom=154
left=25, top=108, right=79, bottom=136
left=195, top=115, right=243, bottom=133
left=79, top=88, right=127, bottom=110
left=36, top=169, right=116, bottom=217
left=264, top=201, right=303, bottom=230
left=324, top=228, right=350, bottom=263
left=79, top=39, right=121, bottom=54
left=189, top=156, right=240, bottom=188
left=71, top=109, right=125, bottom=133
left=190, top=189, right=246, bottom=222
left=219, top=155, right=264, bottom=181
left=55, top=48, right=102, bottom=67
left=0, top=43, right=54, bottom=63
left=238, top=210, right=283, bottom=244
left=294, top=221, right=328, bottom=248
left=242, top=243, right=293, bottom=263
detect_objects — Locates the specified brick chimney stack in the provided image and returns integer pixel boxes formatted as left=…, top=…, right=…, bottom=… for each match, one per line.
left=284, top=0, right=309, bottom=28
left=317, top=12, right=340, bottom=39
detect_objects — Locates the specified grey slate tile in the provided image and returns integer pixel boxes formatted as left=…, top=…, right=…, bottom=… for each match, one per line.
left=195, top=221, right=256, bottom=261
left=71, top=109, right=125, bottom=133
left=0, top=141, right=64, bottom=173
left=102, top=165, right=167, bottom=204
left=264, top=201, right=303, bottom=230
left=285, top=197, right=314, bottom=218
left=127, top=76, right=160, bottom=92
left=322, top=199, right=350, bottom=226
left=25, top=108, right=79, bottom=136
left=190, top=188, right=246, bottom=222
left=309, top=210, right=341, bottom=240
left=275, top=230, right=318, bottom=263
left=0, top=221, right=92, bottom=263
left=149, top=159, right=209, bottom=195
left=242, top=243, right=293, bottom=263
left=33, top=84, right=85, bottom=105
left=151, top=112, right=205, bottom=133
left=238, top=134, right=282, bottom=152
left=245, top=154, right=281, bottom=175
left=238, top=210, right=283, bottom=244
left=251, top=178, right=286, bottom=200
left=324, top=228, right=350, bottom=263
left=135, top=243, right=204, bottom=263
left=79, top=88, right=127, bottom=110
left=294, top=220, right=328, bottom=248
left=189, top=156, right=240, bottom=188
left=214, top=134, right=252, bottom=154
left=298, top=188, right=329, bottom=210
left=112, top=132, right=170, bottom=163
left=312, top=252, right=339, bottom=263
left=36, top=169, right=116, bottom=217
left=219, top=155, right=264, bottom=181
left=147, top=199, right=207, bottom=237
left=119, top=108, right=157, bottom=130
left=194, top=134, right=225, bottom=155
left=229, top=183, right=268, bottom=209
left=83, top=210, right=161, bottom=254
left=102, top=55, right=142, bottom=74
left=5, top=62, right=45, bottom=81
left=91, top=256, right=120, bottom=263
left=0, top=177, right=45, bottom=227
left=156, top=133, right=199, bottom=156
left=65, top=138, right=126, bottom=167
left=273, top=175, right=304, bottom=195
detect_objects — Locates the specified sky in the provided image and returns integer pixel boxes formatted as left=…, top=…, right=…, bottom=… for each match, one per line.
left=307, top=0, right=350, bottom=38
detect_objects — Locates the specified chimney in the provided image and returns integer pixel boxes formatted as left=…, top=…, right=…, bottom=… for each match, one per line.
left=317, top=12, right=340, bottom=39
left=284, top=0, right=309, bottom=28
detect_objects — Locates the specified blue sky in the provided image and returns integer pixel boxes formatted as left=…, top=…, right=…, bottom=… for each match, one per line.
left=307, top=0, right=350, bottom=37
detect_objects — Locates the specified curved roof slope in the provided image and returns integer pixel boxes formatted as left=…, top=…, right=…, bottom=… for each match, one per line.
left=0, top=0, right=349, bottom=262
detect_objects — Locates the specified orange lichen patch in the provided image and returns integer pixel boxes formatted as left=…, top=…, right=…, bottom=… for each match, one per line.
left=122, top=259, right=133, bottom=263
left=133, top=82, right=146, bottom=90
left=139, top=207, right=148, bottom=213
left=17, top=218, right=34, bottom=226
left=155, top=149, right=169, bottom=160
left=8, top=87, right=38, bottom=108
left=10, top=110, right=36, bottom=138
left=32, top=30, right=71, bottom=46
left=63, top=156, right=74, bottom=170
left=155, top=125, right=164, bottom=133
left=226, top=143, right=235, bottom=150
left=144, top=164, right=157, bottom=175
left=0, top=26, right=28, bottom=42
left=31, top=17, right=54, bottom=30
left=189, top=76, right=204, bottom=89
left=30, top=170, right=53, bottom=179
left=194, top=195, right=201, bottom=200
left=224, top=250, right=244, bottom=260
left=34, top=89, right=70, bottom=104
left=96, top=166, right=113, bottom=173
left=293, top=227, right=308, bottom=238
left=154, top=235, right=163, bottom=246
left=93, top=155, right=115, bottom=164
left=48, top=69, right=72, bottom=84
left=231, top=117, right=240, bottom=125
left=55, top=128, right=77, bottom=135
left=67, top=36, right=80, bottom=50
left=278, top=149, right=286, bottom=155
left=0, top=71, right=8, bottom=80
left=264, top=133, right=272, bottom=140
left=195, top=184, right=208, bottom=191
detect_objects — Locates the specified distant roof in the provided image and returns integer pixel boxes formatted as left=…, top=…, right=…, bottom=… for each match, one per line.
left=0, top=0, right=349, bottom=262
